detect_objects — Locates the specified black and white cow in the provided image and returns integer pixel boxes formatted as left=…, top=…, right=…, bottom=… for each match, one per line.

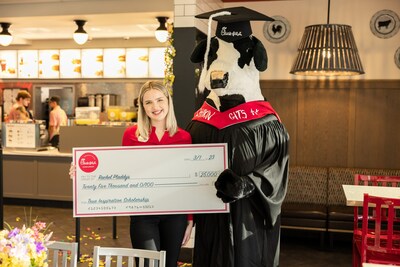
left=191, top=35, right=268, bottom=110
left=186, top=33, right=290, bottom=267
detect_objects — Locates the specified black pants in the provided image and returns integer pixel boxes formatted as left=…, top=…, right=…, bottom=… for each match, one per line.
left=130, top=214, right=187, bottom=267
left=49, top=134, right=60, bottom=147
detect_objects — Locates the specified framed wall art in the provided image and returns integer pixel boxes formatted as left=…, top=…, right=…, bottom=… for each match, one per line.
left=395, top=47, right=400, bottom=69
left=370, top=9, right=400, bottom=39
left=263, top=16, right=291, bottom=43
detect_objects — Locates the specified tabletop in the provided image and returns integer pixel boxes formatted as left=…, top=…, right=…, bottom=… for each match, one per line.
left=363, top=263, right=394, bottom=267
left=342, top=184, right=400, bottom=206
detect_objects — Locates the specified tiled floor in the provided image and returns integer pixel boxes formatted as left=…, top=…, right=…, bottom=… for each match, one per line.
left=2, top=205, right=352, bottom=266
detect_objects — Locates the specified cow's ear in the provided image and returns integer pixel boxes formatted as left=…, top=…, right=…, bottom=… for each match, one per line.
left=190, top=39, right=208, bottom=63
left=252, top=36, right=268, bottom=71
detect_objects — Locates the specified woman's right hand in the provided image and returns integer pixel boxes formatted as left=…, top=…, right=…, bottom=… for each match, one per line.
left=69, top=162, right=75, bottom=179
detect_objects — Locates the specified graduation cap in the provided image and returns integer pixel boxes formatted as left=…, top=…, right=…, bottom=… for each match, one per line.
left=195, top=6, right=274, bottom=42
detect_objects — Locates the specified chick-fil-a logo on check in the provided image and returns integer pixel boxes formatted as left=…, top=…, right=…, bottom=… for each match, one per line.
left=78, top=152, right=99, bottom=173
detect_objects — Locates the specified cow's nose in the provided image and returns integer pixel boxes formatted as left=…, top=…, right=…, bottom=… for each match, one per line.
left=210, top=71, right=229, bottom=89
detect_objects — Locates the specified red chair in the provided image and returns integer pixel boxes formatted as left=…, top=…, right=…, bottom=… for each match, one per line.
left=354, top=174, right=400, bottom=187
left=353, top=193, right=400, bottom=266
left=352, top=175, right=400, bottom=267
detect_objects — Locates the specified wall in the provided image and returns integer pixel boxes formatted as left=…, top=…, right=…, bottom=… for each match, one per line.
left=261, top=79, right=400, bottom=170
left=227, top=0, right=400, bottom=170
left=224, top=0, right=400, bottom=80
left=0, top=0, right=172, bottom=17
left=175, top=0, right=399, bottom=80
left=173, top=0, right=400, bottom=171
left=1, top=0, right=399, bottom=171
left=174, top=0, right=222, bottom=30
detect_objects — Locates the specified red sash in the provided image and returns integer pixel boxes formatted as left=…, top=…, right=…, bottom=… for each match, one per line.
left=192, top=101, right=280, bottom=129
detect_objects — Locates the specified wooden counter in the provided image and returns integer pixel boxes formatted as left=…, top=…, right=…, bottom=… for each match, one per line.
left=59, top=125, right=128, bottom=153
left=2, top=125, right=129, bottom=202
left=3, top=126, right=130, bottom=201
left=3, top=148, right=72, bottom=201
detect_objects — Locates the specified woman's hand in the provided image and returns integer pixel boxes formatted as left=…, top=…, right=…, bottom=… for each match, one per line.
left=69, top=162, right=76, bottom=179
left=181, top=220, right=193, bottom=246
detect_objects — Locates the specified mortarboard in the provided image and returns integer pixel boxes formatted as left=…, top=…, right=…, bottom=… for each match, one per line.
left=195, top=6, right=274, bottom=42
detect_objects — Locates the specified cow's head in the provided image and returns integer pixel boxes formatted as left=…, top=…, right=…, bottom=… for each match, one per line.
left=191, top=35, right=268, bottom=111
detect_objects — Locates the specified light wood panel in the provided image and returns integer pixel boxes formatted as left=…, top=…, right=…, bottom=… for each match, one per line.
left=260, top=80, right=298, bottom=167
left=222, top=0, right=288, bottom=2
left=59, top=125, right=127, bottom=153
left=37, top=159, right=72, bottom=200
left=3, top=155, right=72, bottom=200
left=354, top=87, right=400, bottom=169
left=261, top=80, right=400, bottom=169
left=3, top=157, right=37, bottom=198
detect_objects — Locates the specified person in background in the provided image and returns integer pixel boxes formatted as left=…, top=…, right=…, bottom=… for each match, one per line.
left=7, top=90, right=32, bottom=122
left=48, top=95, right=67, bottom=147
left=14, top=106, right=32, bottom=122
left=25, top=104, right=34, bottom=121
left=122, top=81, right=193, bottom=267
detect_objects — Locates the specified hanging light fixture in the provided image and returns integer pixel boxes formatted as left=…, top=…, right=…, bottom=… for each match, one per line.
left=0, top=22, right=13, bottom=46
left=73, top=20, right=89, bottom=45
left=290, top=0, right=364, bottom=76
left=155, top=17, right=168, bottom=43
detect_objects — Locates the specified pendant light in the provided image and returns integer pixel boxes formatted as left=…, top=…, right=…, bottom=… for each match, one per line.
left=290, top=0, right=364, bottom=76
left=155, top=17, right=168, bottom=43
left=0, top=22, right=13, bottom=46
left=73, top=20, right=89, bottom=45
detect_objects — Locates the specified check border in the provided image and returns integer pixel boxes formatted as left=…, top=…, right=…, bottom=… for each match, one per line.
left=73, top=143, right=229, bottom=217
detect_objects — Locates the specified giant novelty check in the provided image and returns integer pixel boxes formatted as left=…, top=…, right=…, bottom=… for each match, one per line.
left=73, top=143, right=229, bottom=217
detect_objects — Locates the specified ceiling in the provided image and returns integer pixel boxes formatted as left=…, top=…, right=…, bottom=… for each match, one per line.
left=0, top=0, right=285, bottom=45
left=0, top=0, right=174, bottom=45
left=5, top=13, right=173, bottom=45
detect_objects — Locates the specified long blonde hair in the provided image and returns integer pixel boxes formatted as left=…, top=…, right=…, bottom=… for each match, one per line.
left=136, top=81, right=178, bottom=141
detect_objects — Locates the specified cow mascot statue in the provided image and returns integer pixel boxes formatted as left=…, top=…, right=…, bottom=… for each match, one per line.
left=185, top=7, right=290, bottom=267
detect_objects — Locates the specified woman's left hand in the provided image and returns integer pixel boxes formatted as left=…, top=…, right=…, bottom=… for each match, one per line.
left=181, top=220, right=193, bottom=246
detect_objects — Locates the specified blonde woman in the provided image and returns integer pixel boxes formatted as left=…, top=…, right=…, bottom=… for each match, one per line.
left=7, top=90, right=31, bottom=122
left=14, top=106, right=31, bottom=122
left=122, top=81, right=193, bottom=267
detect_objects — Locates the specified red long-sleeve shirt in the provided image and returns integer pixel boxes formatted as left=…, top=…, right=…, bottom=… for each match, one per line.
left=122, top=125, right=192, bottom=146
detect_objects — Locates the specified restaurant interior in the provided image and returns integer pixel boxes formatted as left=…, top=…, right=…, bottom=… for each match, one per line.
left=0, top=0, right=399, bottom=266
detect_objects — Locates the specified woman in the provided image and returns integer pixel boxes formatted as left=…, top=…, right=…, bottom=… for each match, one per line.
left=14, top=106, right=32, bottom=122
left=122, top=81, right=193, bottom=267
left=7, top=90, right=32, bottom=122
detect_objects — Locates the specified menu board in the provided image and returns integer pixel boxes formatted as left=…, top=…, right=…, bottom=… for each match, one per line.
left=81, top=49, right=104, bottom=78
left=39, top=50, right=60, bottom=78
left=60, top=49, right=82, bottom=78
left=18, top=50, right=39, bottom=78
left=148, top=48, right=165, bottom=78
left=0, top=47, right=166, bottom=79
left=103, top=48, right=126, bottom=78
left=0, top=50, right=17, bottom=79
left=3, top=123, right=38, bottom=148
left=126, top=48, right=149, bottom=78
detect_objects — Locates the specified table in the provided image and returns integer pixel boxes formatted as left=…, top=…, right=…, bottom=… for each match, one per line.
left=342, top=184, right=400, bottom=206
left=344, top=185, right=400, bottom=267
left=363, top=263, right=393, bottom=267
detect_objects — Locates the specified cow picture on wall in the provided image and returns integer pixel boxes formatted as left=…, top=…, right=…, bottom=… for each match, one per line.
left=186, top=6, right=290, bottom=267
